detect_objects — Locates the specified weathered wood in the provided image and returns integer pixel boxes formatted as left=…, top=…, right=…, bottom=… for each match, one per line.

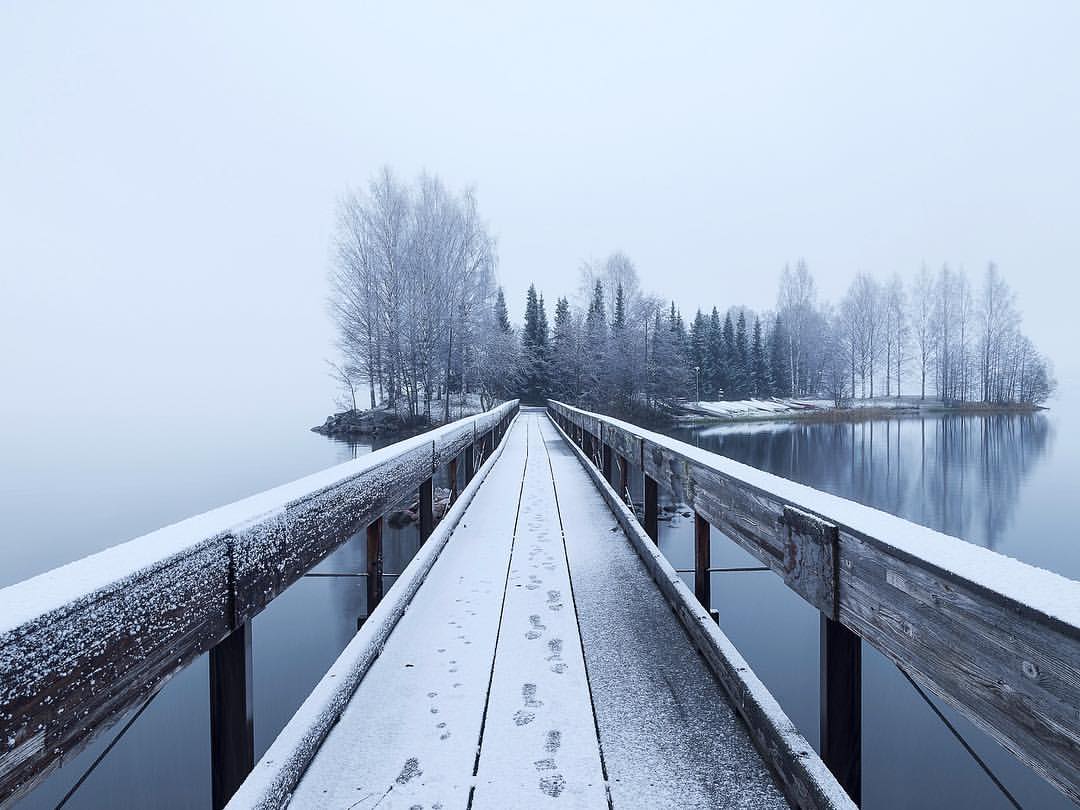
left=695, top=513, right=711, bottom=608
left=0, top=401, right=518, bottom=806
left=547, top=410, right=855, bottom=810
left=210, top=622, right=254, bottom=810
left=783, top=506, right=839, bottom=620
left=820, top=616, right=861, bottom=805
left=602, top=440, right=613, bottom=483
left=644, top=474, right=659, bottom=543
left=230, top=442, right=432, bottom=625
left=418, top=477, right=434, bottom=544
left=547, top=399, right=1080, bottom=805
left=464, top=441, right=475, bottom=483
left=448, top=457, right=459, bottom=502
left=0, top=537, right=231, bottom=806
left=618, top=455, right=629, bottom=502
left=366, top=518, right=383, bottom=615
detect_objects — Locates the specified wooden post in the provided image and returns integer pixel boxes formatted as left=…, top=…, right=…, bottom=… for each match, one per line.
left=448, top=457, right=459, bottom=502
left=694, top=513, right=711, bottom=608
left=209, top=622, right=253, bottom=810
left=602, top=442, right=612, bottom=483
left=464, top=444, right=475, bottom=484
left=644, top=474, right=659, bottom=543
left=366, top=517, right=384, bottom=614
left=619, top=455, right=629, bottom=502
left=821, top=615, right=862, bottom=805
left=418, top=476, right=434, bottom=543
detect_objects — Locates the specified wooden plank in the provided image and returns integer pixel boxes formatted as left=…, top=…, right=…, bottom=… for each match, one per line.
left=287, top=418, right=528, bottom=810
left=0, top=536, right=230, bottom=806
left=838, top=530, right=1080, bottom=803
left=546, top=412, right=854, bottom=810
left=541, top=417, right=788, bottom=809
left=210, top=622, right=254, bottom=810
left=419, top=477, right=434, bottom=543
left=547, top=400, right=1080, bottom=805
left=820, top=615, right=861, bottom=805
left=471, top=416, right=607, bottom=809
left=695, top=512, right=711, bottom=607
left=230, top=441, right=431, bottom=625
left=0, top=403, right=517, bottom=806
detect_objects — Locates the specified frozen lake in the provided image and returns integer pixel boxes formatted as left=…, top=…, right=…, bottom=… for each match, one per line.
left=2, top=401, right=1074, bottom=808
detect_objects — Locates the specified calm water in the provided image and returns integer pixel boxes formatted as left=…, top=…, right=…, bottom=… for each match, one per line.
left=2, top=402, right=1074, bottom=809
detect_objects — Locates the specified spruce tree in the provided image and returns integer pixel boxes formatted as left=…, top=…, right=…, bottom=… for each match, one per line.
left=769, top=315, right=791, bottom=397
left=722, top=313, right=736, bottom=399
left=734, top=311, right=749, bottom=399
left=751, top=317, right=769, bottom=397
left=494, top=287, right=512, bottom=334
left=706, top=307, right=723, bottom=399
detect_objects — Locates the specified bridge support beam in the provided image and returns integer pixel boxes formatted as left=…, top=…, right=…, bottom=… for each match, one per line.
left=464, top=445, right=475, bottom=484
left=418, top=477, right=434, bottom=544
left=448, top=457, right=459, bottom=503
left=694, top=513, right=711, bottom=608
left=601, top=442, right=612, bottom=483
left=644, top=474, right=659, bottom=543
left=209, top=621, right=254, bottom=810
left=366, top=517, right=384, bottom=614
left=821, top=614, right=861, bottom=806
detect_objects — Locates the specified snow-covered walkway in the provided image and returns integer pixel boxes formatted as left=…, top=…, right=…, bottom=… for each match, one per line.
left=286, top=410, right=787, bottom=809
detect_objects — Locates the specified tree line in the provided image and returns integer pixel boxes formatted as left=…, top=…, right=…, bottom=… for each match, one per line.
left=329, top=170, right=1054, bottom=422
left=512, top=257, right=1054, bottom=413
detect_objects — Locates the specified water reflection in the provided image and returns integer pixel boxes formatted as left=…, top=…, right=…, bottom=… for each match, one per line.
left=672, top=413, right=1052, bottom=552
left=659, top=411, right=1066, bottom=810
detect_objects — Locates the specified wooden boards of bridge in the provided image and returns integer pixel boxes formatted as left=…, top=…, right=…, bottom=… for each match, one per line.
left=287, top=412, right=787, bottom=808
left=470, top=417, right=606, bottom=808
left=540, top=417, right=787, bottom=809
left=286, top=421, right=527, bottom=808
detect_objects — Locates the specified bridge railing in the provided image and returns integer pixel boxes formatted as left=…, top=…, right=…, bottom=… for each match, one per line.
left=547, top=399, right=1080, bottom=807
left=0, top=400, right=518, bottom=808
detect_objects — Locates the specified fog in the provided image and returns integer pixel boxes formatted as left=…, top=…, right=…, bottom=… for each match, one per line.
left=3, top=1, right=1079, bottom=441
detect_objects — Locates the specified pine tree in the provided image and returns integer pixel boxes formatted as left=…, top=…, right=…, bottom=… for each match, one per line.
left=494, top=287, right=512, bottom=334
left=769, top=315, right=791, bottom=397
left=706, top=307, right=723, bottom=399
left=612, top=283, right=626, bottom=330
left=722, top=313, right=736, bottom=399
left=521, top=284, right=549, bottom=402
left=690, top=310, right=708, bottom=401
left=583, top=281, right=607, bottom=405
left=734, top=311, right=750, bottom=399
left=751, top=317, right=769, bottom=397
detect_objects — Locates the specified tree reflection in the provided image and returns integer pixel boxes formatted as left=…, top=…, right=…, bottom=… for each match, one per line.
left=674, top=413, right=1052, bottom=551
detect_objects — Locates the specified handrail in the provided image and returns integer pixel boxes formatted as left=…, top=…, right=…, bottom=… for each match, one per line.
left=0, top=400, right=518, bottom=807
left=547, top=399, right=1080, bottom=805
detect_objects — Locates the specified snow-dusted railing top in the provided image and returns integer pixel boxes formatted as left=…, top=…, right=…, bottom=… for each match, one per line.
left=548, top=399, right=1080, bottom=805
left=0, top=400, right=517, bottom=807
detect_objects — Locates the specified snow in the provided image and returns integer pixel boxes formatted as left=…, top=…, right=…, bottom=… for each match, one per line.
left=0, top=402, right=516, bottom=637
left=541, top=417, right=788, bottom=809
left=280, top=413, right=527, bottom=809
left=226, top=408, right=521, bottom=810
left=552, top=401, right=1080, bottom=630
left=470, top=417, right=607, bottom=809
left=549, top=411, right=854, bottom=809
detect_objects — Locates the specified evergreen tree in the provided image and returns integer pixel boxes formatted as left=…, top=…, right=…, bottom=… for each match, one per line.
left=521, top=284, right=549, bottom=402
left=734, top=311, right=749, bottom=398
left=751, top=317, right=769, bottom=397
left=721, top=313, right=736, bottom=398
left=612, top=283, right=626, bottom=330
left=583, top=281, right=607, bottom=405
left=494, top=287, right=512, bottom=334
left=769, top=315, right=791, bottom=397
left=706, top=307, right=723, bottom=399
left=690, top=310, right=708, bottom=400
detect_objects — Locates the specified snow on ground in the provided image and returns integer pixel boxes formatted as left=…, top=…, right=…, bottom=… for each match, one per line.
left=684, top=397, right=927, bottom=419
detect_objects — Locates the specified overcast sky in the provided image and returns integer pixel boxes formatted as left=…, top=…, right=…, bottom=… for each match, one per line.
left=3, top=1, right=1078, bottom=435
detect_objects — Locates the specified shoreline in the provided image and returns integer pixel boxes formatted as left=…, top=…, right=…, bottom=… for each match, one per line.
left=671, top=400, right=1047, bottom=426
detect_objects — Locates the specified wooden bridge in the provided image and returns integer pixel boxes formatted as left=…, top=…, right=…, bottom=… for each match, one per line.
left=1, top=402, right=1078, bottom=809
